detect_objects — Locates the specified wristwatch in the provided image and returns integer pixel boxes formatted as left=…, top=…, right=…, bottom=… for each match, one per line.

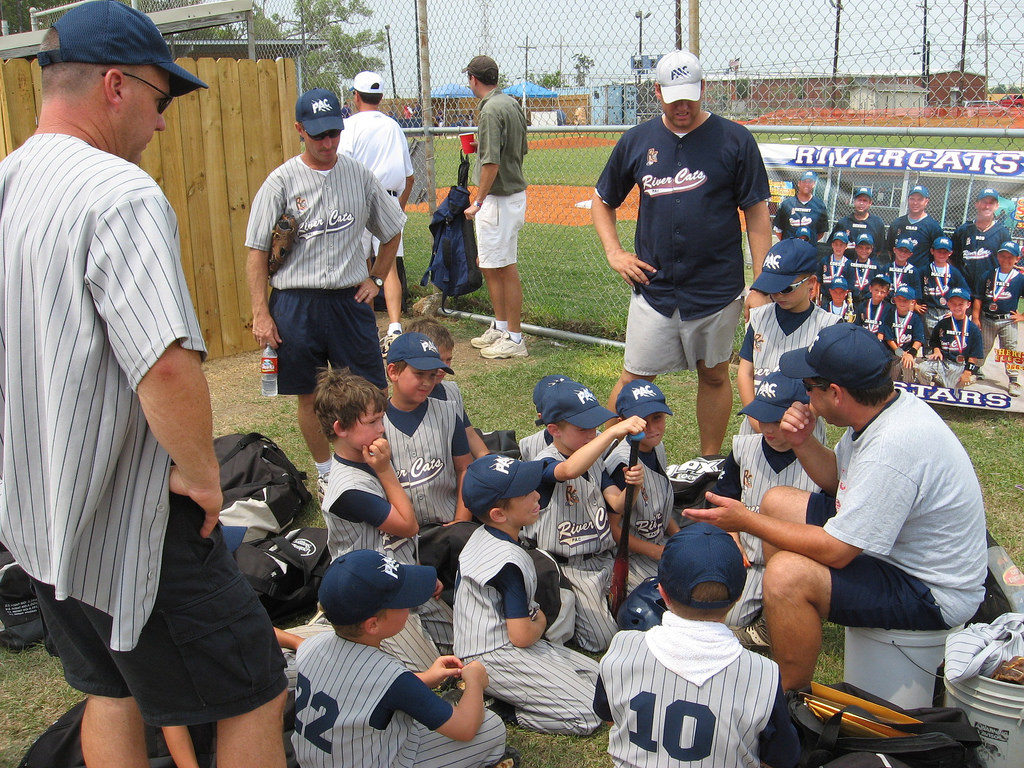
left=370, top=275, right=384, bottom=288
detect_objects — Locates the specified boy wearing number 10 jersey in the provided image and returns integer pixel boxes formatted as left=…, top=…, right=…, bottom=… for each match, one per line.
left=594, top=525, right=798, bottom=768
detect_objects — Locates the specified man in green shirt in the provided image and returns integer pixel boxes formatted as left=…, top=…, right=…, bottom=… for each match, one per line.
left=464, top=55, right=530, bottom=359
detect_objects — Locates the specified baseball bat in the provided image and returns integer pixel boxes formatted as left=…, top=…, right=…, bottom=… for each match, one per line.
left=609, top=431, right=645, bottom=618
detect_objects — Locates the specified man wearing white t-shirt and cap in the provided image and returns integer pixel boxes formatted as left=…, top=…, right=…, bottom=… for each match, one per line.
left=341, top=71, right=415, bottom=355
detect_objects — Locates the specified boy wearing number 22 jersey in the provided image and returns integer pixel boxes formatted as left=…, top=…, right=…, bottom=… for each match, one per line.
left=594, top=525, right=798, bottom=768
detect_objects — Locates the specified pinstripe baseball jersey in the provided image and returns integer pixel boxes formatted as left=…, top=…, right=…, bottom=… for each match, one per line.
left=0, top=134, right=206, bottom=651
left=340, top=110, right=414, bottom=194
left=731, top=434, right=818, bottom=568
left=385, top=399, right=463, bottom=525
left=245, top=154, right=405, bottom=290
left=525, top=443, right=614, bottom=557
left=454, top=525, right=539, bottom=657
left=436, top=380, right=469, bottom=423
left=518, top=428, right=551, bottom=462
left=600, top=630, right=785, bottom=768
left=323, top=459, right=388, bottom=559
left=604, top=442, right=673, bottom=544
left=293, top=631, right=438, bottom=768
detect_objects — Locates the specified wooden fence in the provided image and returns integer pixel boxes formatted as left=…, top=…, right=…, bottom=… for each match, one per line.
left=0, top=57, right=300, bottom=359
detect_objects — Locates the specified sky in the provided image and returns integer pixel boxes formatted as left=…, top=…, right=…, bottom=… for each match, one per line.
left=260, top=0, right=1022, bottom=96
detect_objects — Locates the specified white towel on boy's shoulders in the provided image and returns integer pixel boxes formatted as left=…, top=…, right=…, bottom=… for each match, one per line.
left=645, top=612, right=743, bottom=686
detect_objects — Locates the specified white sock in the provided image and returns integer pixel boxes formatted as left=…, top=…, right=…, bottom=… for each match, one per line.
left=494, top=320, right=509, bottom=333
left=315, top=459, right=333, bottom=477
left=387, top=322, right=402, bottom=335
left=508, top=331, right=523, bottom=344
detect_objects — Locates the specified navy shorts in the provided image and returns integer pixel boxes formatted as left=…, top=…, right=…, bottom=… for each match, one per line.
left=33, top=494, right=287, bottom=726
left=269, top=287, right=386, bottom=393
left=805, top=493, right=947, bottom=631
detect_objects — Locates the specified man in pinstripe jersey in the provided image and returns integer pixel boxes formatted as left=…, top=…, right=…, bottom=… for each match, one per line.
left=246, top=87, right=406, bottom=492
left=0, top=2, right=287, bottom=766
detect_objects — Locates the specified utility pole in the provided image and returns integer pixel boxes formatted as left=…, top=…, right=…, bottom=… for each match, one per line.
left=385, top=24, right=397, bottom=99
left=830, top=0, right=843, bottom=109
left=516, top=35, right=537, bottom=117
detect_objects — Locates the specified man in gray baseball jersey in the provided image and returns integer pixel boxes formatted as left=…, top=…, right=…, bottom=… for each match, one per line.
left=463, top=55, right=530, bottom=360
left=0, top=2, right=287, bottom=765
left=340, top=71, right=415, bottom=352
left=246, top=88, right=406, bottom=492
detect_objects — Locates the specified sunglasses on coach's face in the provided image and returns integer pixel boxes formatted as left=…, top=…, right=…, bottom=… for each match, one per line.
left=113, top=71, right=174, bottom=114
left=309, top=129, right=342, bottom=141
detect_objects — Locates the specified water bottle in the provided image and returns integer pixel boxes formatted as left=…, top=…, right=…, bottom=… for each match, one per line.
left=988, top=542, right=1024, bottom=613
left=260, top=346, right=278, bottom=397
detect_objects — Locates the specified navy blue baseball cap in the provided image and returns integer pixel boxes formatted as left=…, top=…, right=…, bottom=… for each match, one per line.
left=830, top=231, right=850, bottom=244
left=800, top=171, right=818, bottom=182
left=751, top=239, right=819, bottom=294
left=893, top=284, right=917, bottom=300
left=856, top=233, right=874, bottom=246
left=739, top=371, right=809, bottom=424
left=319, top=550, right=437, bottom=625
left=463, top=455, right=545, bottom=518
left=541, top=380, right=615, bottom=428
left=909, top=185, right=929, bottom=198
left=779, top=323, right=892, bottom=389
left=870, top=273, right=892, bottom=286
left=616, top=380, right=673, bottom=419
left=386, top=332, right=454, bottom=373
left=659, top=524, right=746, bottom=610
left=977, top=187, right=999, bottom=202
left=829, top=276, right=849, bottom=291
left=296, top=88, right=345, bottom=134
left=997, top=241, right=1021, bottom=259
left=37, top=0, right=206, bottom=97
left=894, top=238, right=914, bottom=253
left=932, top=236, right=953, bottom=251
left=795, top=226, right=812, bottom=241
left=854, top=187, right=873, bottom=199
left=532, top=374, right=567, bottom=412
left=947, top=286, right=971, bottom=301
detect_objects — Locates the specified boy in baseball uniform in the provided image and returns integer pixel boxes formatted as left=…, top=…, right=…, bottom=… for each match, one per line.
left=525, top=379, right=647, bottom=652
left=518, top=374, right=566, bottom=461
left=972, top=241, right=1024, bottom=397
left=882, top=284, right=926, bottom=382
left=454, top=456, right=603, bottom=735
left=709, top=372, right=820, bottom=642
left=738, top=239, right=837, bottom=437
left=309, top=368, right=439, bottom=671
left=292, top=550, right=510, bottom=768
left=817, top=231, right=854, bottom=303
left=604, top=381, right=679, bottom=591
left=886, top=238, right=923, bottom=304
left=920, top=236, right=969, bottom=338
left=824, top=276, right=855, bottom=322
left=917, top=286, right=984, bottom=390
left=855, top=274, right=892, bottom=339
left=848, top=233, right=886, bottom=316
left=594, top=524, right=799, bottom=768
left=385, top=331, right=471, bottom=651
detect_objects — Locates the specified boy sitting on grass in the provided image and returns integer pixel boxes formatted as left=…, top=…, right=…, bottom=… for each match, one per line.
left=917, top=286, right=984, bottom=390
left=882, top=284, right=926, bottom=382
left=595, top=524, right=799, bottom=768
left=518, top=374, right=567, bottom=461
left=454, top=455, right=603, bottom=736
left=292, top=550, right=512, bottom=768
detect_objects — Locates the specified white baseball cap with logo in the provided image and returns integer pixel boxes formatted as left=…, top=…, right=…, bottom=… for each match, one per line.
left=352, top=71, right=384, bottom=95
left=656, top=50, right=703, bottom=102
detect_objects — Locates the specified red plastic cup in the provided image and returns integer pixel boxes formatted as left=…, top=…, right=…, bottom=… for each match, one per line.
left=459, top=132, right=477, bottom=153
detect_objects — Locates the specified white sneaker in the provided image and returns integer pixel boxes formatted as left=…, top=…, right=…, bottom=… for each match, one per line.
left=480, top=334, right=528, bottom=359
left=470, top=325, right=505, bottom=349
left=1010, top=381, right=1022, bottom=398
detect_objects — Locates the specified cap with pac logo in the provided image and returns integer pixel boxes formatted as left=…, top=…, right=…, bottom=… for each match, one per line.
left=462, top=456, right=545, bottom=518
left=541, top=380, right=616, bottom=428
left=893, top=284, right=917, bottom=301
left=894, top=238, right=914, bottom=252
left=751, top=239, right=820, bottom=294
left=909, top=185, right=930, bottom=198
left=831, top=232, right=850, bottom=244
left=795, top=226, right=813, bottom=241
left=739, top=371, right=809, bottom=424
left=932, top=236, right=953, bottom=252
left=386, top=332, right=454, bottom=373
left=800, top=171, right=818, bottom=182
left=296, top=88, right=344, bottom=135
left=856, top=233, right=874, bottom=246
left=829, top=276, right=850, bottom=292
left=997, top=241, right=1021, bottom=259
left=655, top=50, right=703, bottom=103
left=977, top=188, right=999, bottom=202
left=318, top=550, right=437, bottom=625
left=616, top=380, right=673, bottom=420
left=854, top=187, right=873, bottom=200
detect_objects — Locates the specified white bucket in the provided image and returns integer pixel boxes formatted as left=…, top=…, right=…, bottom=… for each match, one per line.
left=844, top=626, right=949, bottom=708
left=945, top=673, right=1024, bottom=768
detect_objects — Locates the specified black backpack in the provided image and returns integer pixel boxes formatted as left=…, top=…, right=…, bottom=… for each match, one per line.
left=421, top=153, right=482, bottom=309
left=233, top=527, right=330, bottom=622
left=0, top=544, right=44, bottom=650
left=215, top=433, right=312, bottom=539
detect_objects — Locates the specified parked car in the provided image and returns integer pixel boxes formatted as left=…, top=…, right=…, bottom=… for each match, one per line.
left=998, top=94, right=1024, bottom=106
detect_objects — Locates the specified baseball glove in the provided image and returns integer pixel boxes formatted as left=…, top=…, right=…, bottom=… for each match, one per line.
left=267, top=213, right=298, bottom=276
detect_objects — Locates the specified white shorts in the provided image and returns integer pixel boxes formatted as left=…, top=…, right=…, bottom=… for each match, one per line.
left=623, top=292, right=743, bottom=375
left=475, top=191, right=527, bottom=268
left=360, top=228, right=405, bottom=263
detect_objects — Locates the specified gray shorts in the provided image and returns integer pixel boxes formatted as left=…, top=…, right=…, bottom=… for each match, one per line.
left=624, top=292, right=743, bottom=375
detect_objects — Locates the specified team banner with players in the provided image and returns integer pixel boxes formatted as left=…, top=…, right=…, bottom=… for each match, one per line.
left=761, top=142, right=1024, bottom=414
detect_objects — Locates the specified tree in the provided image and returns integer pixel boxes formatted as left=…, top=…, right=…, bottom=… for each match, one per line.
left=572, top=53, right=594, bottom=87
left=292, top=0, right=384, bottom=91
left=528, top=71, right=562, bottom=89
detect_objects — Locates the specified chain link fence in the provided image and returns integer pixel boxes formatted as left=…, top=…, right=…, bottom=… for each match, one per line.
left=8, top=0, right=1022, bottom=338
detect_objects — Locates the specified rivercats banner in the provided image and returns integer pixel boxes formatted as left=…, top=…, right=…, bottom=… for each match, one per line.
left=760, top=142, right=1023, bottom=413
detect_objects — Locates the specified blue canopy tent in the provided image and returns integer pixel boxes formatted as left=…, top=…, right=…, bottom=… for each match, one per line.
left=502, top=81, right=559, bottom=98
left=431, top=83, right=474, bottom=98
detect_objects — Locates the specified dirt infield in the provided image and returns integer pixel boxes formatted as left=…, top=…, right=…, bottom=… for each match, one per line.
left=408, top=184, right=640, bottom=225
left=526, top=136, right=618, bottom=150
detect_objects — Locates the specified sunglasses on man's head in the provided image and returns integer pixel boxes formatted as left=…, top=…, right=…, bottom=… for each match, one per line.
left=309, top=129, right=342, bottom=140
